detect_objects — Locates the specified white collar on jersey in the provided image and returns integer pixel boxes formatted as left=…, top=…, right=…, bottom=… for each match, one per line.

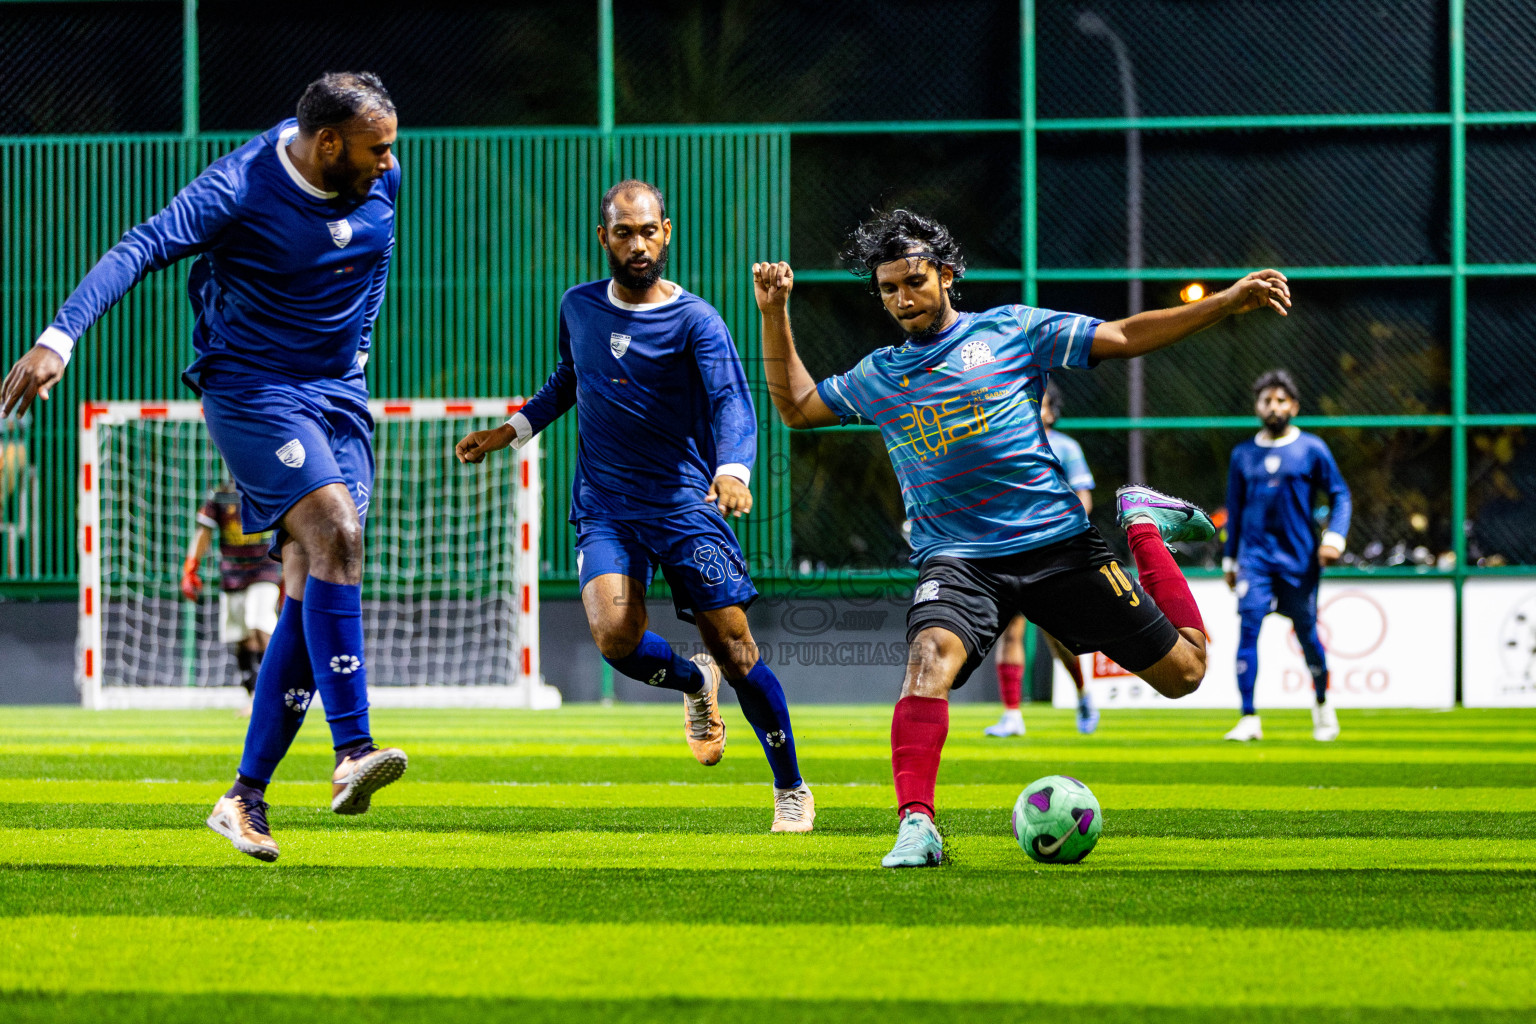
left=276, top=126, right=339, bottom=200
left=607, top=279, right=684, bottom=311
left=1254, top=425, right=1302, bottom=448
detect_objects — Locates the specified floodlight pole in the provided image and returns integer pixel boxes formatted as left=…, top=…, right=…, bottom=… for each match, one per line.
left=1078, top=13, right=1145, bottom=484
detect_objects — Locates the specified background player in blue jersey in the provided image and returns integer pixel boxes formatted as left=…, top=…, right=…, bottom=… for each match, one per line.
left=985, top=381, right=1101, bottom=738
left=753, top=209, right=1292, bottom=867
left=455, top=180, right=813, bottom=832
left=1, top=73, right=410, bottom=862
left=1222, top=369, right=1352, bottom=743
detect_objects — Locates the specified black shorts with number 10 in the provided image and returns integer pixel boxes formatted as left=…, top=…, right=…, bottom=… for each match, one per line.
left=906, top=527, right=1181, bottom=687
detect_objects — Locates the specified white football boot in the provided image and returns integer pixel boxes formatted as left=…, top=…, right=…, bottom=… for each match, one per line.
left=1311, top=702, right=1340, bottom=742
left=984, top=710, right=1026, bottom=738
left=1224, top=714, right=1263, bottom=742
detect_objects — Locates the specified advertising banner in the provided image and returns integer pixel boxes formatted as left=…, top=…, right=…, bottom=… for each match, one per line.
left=1053, top=578, right=1455, bottom=710
left=1461, top=578, right=1536, bottom=707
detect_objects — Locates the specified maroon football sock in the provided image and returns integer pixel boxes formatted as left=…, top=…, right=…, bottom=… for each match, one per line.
left=996, top=664, right=1023, bottom=710
left=891, top=695, right=949, bottom=820
left=1126, top=522, right=1207, bottom=638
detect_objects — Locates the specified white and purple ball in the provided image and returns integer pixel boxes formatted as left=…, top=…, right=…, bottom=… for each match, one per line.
left=1011, top=774, right=1103, bottom=864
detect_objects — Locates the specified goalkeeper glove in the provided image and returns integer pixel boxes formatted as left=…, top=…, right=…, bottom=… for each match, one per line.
left=179, top=557, right=203, bottom=602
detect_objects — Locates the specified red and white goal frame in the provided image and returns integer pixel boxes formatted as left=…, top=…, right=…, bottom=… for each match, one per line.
left=78, top=398, right=556, bottom=710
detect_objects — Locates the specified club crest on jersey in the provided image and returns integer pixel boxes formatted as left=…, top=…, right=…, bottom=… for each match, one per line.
left=610, top=333, right=631, bottom=358
left=326, top=218, right=353, bottom=249
left=914, top=580, right=941, bottom=603
left=1265, top=454, right=1282, bottom=474
left=959, top=339, right=995, bottom=370
left=276, top=439, right=306, bottom=468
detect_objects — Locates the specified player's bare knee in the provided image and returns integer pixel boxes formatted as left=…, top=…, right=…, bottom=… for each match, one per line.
left=303, top=514, right=363, bottom=583
left=591, top=619, right=644, bottom=661
left=1156, top=643, right=1206, bottom=698
left=704, top=633, right=758, bottom=679
left=900, top=630, right=961, bottom=699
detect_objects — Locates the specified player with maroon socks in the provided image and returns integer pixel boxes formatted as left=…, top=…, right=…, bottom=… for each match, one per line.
left=752, top=208, right=1291, bottom=867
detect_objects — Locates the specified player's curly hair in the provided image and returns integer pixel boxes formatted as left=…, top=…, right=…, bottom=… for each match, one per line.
left=297, top=71, right=395, bottom=134
left=840, top=208, right=967, bottom=294
left=1252, top=368, right=1300, bottom=403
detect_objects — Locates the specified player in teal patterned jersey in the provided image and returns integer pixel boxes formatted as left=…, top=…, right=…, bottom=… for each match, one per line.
left=754, top=209, right=1292, bottom=867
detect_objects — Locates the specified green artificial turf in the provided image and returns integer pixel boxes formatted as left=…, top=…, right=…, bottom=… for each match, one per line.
left=2, top=704, right=1533, bottom=1022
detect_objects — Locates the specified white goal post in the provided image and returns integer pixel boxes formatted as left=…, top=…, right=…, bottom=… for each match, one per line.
left=78, top=398, right=559, bottom=710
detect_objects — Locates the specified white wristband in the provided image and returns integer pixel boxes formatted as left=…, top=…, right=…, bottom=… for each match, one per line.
left=1221, top=557, right=1236, bottom=574
left=503, top=411, right=534, bottom=450
left=35, top=327, right=76, bottom=367
left=715, top=463, right=751, bottom=487
left=1321, top=531, right=1347, bottom=553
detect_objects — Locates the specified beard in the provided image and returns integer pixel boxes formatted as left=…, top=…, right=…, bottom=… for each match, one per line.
left=609, top=242, right=669, bottom=291
left=891, top=289, right=953, bottom=341
left=322, top=140, right=373, bottom=199
left=1262, top=410, right=1292, bottom=434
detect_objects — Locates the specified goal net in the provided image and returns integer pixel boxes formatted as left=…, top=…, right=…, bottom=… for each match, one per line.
left=78, top=399, right=558, bottom=710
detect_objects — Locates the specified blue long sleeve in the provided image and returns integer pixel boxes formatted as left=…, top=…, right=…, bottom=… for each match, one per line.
left=1317, top=445, right=1352, bottom=543
left=520, top=307, right=578, bottom=434
left=51, top=167, right=241, bottom=341
left=692, top=315, right=756, bottom=473
left=357, top=234, right=393, bottom=355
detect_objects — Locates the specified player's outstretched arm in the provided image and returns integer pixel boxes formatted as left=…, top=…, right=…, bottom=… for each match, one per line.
left=752, top=262, right=840, bottom=430
left=0, top=347, right=66, bottom=419
left=1090, top=270, right=1291, bottom=362
left=4, top=166, right=239, bottom=418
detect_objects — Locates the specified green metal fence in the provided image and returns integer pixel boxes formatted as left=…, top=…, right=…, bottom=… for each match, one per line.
left=1, top=0, right=1533, bottom=602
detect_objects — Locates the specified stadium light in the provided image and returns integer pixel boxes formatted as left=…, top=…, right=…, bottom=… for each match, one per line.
left=1180, top=282, right=1206, bottom=303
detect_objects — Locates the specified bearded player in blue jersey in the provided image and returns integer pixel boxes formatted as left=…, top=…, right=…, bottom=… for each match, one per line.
left=1, top=73, right=409, bottom=862
left=1222, top=369, right=1352, bottom=743
left=753, top=209, right=1292, bottom=867
left=456, top=180, right=813, bottom=832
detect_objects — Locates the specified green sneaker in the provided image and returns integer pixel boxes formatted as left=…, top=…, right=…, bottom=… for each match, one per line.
left=1115, top=484, right=1215, bottom=544
left=881, top=811, right=945, bottom=868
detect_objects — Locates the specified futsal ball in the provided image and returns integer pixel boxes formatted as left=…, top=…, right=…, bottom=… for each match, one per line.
left=1011, top=774, right=1103, bottom=864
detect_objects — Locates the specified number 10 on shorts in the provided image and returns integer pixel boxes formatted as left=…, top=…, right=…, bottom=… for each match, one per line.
left=1099, top=563, right=1140, bottom=606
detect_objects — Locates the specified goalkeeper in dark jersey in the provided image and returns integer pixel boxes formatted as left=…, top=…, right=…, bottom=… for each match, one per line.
left=182, top=481, right=284, bottom=715
left=753, top=209, right=1291, bottom=867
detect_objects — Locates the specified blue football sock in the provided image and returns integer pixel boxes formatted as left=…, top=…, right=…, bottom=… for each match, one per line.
left=604, top=631, right=705, bottom=694
left=302, top=577, right=372, bottom=751
left=236, top=597, right=313, bottom=785
left=1293, top=619, right=1330, bottom=704
left=1236, top=610, right=1262, bottom=717
left=728, top=660, right=802, bottom=790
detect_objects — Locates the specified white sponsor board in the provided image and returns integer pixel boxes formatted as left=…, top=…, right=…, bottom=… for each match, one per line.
left=1053, top=579, right=1455, bottom=710
left=1462, top=577, right=1536, bottom=707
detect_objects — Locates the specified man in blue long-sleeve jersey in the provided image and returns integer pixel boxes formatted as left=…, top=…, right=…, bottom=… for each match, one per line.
left=456, top=180, right=813, bottom=832
left=1, top=73, right=409, bottom=861
left=1222, top=369, right=1352, bottom=743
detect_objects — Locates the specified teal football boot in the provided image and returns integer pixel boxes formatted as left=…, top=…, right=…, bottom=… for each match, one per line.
left=1115, top=484, right=1215, bottom=544
left=880, top=811, right=945, bottom=868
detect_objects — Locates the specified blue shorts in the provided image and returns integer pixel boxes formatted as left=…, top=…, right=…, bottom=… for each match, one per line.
left=200, top=372, right=374, bottom=535
left=1235, top=566, right=1319, bottom=622
left=575, top=508, right=759, bottom=622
